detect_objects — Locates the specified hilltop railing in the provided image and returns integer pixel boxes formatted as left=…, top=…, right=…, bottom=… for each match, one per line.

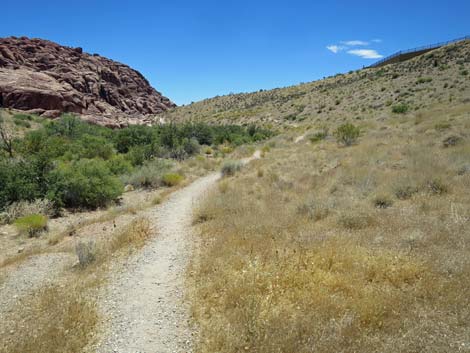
left=369, top=35, right=470, bottom=68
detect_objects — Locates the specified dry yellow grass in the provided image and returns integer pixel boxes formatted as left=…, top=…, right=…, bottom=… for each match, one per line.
left=1, top=276, right=99, bottom=353
left=0, top=216, right=153, bottom=353
left=190, top=104, right=470, bottom=352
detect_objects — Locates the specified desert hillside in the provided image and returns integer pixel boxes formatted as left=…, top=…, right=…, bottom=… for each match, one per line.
left=166, top=39, right=470, bottom=128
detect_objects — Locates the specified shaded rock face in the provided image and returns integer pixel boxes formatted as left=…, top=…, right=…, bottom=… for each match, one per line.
left=0, top=36, right=175, bottom=127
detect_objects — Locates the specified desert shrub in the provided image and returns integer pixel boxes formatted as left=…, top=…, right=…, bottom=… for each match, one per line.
left=416, top=77, right=433, bottom=84
left=47, top=159, right=123, bottom=209
left=442, top=135, right=462, bottom=147
left=77, top=134, right=115, bottom=160
left=394, top=184, right=419, bottom=200
left=0, top=158, right=42, bottom=210
left=75, top=240, right=97, bottom=268
left=126, top=144, right=159, bottom=166
left=162, top=173, right=184, bottom=187
left=426, top=178, right=448, bottom=195
left=220, top=145, right=234, bottom=154
left=221, top=161, right=242, bottom=177
left=183, top=137, right=201, bottom=155
left=3, top=199, right=54, bottom=224
left=392, top=103, right=409, bottom=114
left=203, top=146, right=213, bottom=155
left=106, top=154, right=133, bottom=175
left=308, top=126, right=329, bottom=143
left=372, top=194, right=393, bottom=209
left=14, top=214, right=48, bottom=237
left=334, top=123, right=360, bottom=146
left=113, top=125, right=157, bottom=153
left=121, top=159, right=173, bottom=189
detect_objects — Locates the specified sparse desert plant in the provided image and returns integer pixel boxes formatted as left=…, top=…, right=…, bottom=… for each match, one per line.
left=442, top=135, right=462, bottom=147
left=372, top=194, right=393, bottom=209
left=75, top=240, right=97, bottom=268
left=426, top=178, right=448, bottom=195
left=3, top=199, right=54, bottom=224
left=121, top=159, right=173, bottom=189
left=308, top=126, right=329, bottom=143
left=394, top=183, right=419, bottom=200
left=392, top=103, right=409, bottom=114
left=14, top=214, right=48, bottom=237
left=152, top=195, right=162, bottom=205
left=334, top=123, right=360, bottom=146
left=221, top=160, right=242, bottom=177
left=162, top=173, right=184, bottom=187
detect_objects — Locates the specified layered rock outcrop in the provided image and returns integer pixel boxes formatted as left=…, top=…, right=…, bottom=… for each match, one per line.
left=0, top=36, right=175, bottom=127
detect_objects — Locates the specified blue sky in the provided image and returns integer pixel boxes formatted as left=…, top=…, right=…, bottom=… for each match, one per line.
left=1, top=0, right=469, bottom=105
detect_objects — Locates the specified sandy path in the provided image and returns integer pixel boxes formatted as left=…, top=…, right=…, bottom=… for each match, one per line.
left=94, top=152, right=260, bottom=353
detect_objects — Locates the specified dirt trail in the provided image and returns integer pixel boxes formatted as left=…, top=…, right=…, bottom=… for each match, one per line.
left=94, top=151, right=260, bottom=353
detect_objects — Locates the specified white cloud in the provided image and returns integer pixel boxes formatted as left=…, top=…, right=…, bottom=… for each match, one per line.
left=341, top=40, right=369, bottom=46
left=371, top=39, right=383, bottom=43
left=347, top=49, right=383, bottom=59
left=327, top=45, right=344, bottom=54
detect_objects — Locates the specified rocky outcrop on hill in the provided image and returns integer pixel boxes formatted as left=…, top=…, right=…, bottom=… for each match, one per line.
left=0, top=36, right=175, bottom=127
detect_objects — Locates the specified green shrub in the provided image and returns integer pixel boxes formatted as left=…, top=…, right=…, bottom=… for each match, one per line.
left=334, top=123, right=360, bottom=146
left=221, top=161, right=242, bottom=177
left=0, top=158, right=41, bottom=210
left=416, top=77, right=432, bottom=84
left=47, top=159, right=123, bottom=209
left=106, top=155, right=133, bottom=175
left=162, top=173, right=184, bottom=187
left=392, top=104, right=409, bottom=114
left=14, top=214, right=48, bottom=237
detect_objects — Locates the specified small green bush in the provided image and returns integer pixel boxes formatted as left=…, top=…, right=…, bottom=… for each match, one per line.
left=392, top=104, right=409, bottom=114
left=221, top=161, right=242, bottom=177
left=162, top=173, right=184, bottom=187
left=416, top=77, right=432, bottom=84
left=334, top=123, right=360, bottom=146
left=14, top=214, right=48, bottom=237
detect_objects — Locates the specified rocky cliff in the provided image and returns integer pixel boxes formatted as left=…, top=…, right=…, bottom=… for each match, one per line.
left=0, top=36, right=175, bottom=127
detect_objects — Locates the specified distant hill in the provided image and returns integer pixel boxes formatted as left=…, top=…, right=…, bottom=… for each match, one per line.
left=164, top=40, right=470, bottom=127
left=0, top=36, right=175, bottom=127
